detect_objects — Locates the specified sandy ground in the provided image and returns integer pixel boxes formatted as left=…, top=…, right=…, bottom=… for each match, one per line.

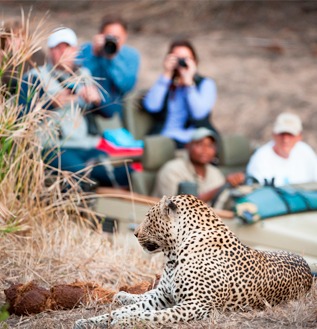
left=1, top=0, right=317, bottom=149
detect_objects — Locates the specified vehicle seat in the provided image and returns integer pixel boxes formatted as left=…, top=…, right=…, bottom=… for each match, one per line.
left=217, top=134, right=252, bottom=175
left=95, top=112, right=123, bottom=132
left=131, top=135, right=176, bottom=195
left=94, top=89, right=149, bottom=139
left=123, top=90, right=154, bottom=140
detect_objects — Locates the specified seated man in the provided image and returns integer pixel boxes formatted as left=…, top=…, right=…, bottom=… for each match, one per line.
left=77, top=15, right=140, bottom=119
left=246, top=112, right=317, bottom=186
left=152, top=127, right=245, bottom=204
left=19, top=27, right=131, bottom=188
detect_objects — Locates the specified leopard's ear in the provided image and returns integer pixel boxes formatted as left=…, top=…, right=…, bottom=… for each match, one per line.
left=160, top=196, right=178, bottom=220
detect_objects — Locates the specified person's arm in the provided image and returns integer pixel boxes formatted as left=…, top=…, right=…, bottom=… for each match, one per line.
left=18, top=73, right=47, bottom=116
left=198, top=172, right=245, bottom=204
left=185, top=78, right=217, bottom=119
left=198, top=186, right=223, bottom=203
left=312, top=154, right=317, bottom=182
left=246, top=152, right=266, bottom=185
left=77, top=44, right=139, bottom=117
left=19, top=69, right=89, bottom=116
left=143, top=75, right=171, bottom=113
left=78, top=43, right=140, bottom=93
left=152, top=163, right=182, bottom=197
left=176, top=57, right=217, bottom=119
left=226, top=172, right=245, bottom=187
left=103, top=46, right=140, bottom=94
left=301, top=143, right=317, bottom=182
left=143, top=53, right=179, bottom=113
left=77, top=85, right=102, bottom=109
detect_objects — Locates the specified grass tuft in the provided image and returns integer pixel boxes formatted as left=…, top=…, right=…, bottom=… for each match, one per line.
left=0, top=11, right=161, bottom=299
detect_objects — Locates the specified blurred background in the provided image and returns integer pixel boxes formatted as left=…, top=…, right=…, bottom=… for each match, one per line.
left=1, top=0, right=317, bottom=148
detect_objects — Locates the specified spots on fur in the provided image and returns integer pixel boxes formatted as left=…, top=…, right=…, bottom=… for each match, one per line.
left=74, top=194, right=313, bottom=328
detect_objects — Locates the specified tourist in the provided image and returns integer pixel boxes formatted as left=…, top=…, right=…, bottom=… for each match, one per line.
left=247, top=112, right=317, bottom=186
left=143, top=39, right=218, bottom=148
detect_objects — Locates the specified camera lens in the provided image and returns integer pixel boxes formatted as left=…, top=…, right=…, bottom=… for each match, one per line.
left=104, top=36, right=118, bottom=55
left=178, top=58, right=188, bottom=68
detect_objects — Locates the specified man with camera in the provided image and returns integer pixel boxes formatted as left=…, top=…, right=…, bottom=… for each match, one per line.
left=142, top=39, right=218, bottom=148
left=78, top=15, right=140, bottom=119
left=19, top=27, right=133, bottom=188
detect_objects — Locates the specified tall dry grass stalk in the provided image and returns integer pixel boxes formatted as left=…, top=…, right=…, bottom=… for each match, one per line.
left=0, top=12, right=161, bottom=295
left=0, top=13, right=93, bottom=234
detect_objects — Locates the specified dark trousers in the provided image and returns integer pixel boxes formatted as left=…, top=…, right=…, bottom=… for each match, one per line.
left=43, top=148, right=131, bottom=187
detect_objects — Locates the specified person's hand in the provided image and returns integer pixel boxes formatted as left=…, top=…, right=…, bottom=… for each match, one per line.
left=163, top=54, right=178, bottom=79
left=226, top=172, right=246, bottom=187
left=178, top=57, right=197, bottom=86
left=92, top=33, right=106, bottom=56
left=79, top=85, right=101, bottom=106
left=52, top=89, right=76, bottom=108
left=6, top=34, right=24, bottom=54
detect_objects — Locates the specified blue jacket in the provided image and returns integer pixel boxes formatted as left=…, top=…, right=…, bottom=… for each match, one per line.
left=77, top=43, right=140, bottom=118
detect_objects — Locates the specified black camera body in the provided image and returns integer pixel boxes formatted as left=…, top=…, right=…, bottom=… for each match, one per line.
left=177, top=57, right=188, bottom=68
left=104, top=35, right=118, bottom=55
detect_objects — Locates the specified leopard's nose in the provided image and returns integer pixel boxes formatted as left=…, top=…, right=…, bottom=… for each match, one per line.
left=134, top=226, right=140, bottom=238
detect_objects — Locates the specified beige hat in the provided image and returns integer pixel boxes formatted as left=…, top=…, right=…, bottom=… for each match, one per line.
left=47, top=28, right=77, bottom=48
left=273, top=112, right=302, bottom=136
left=191, top=127, right=217, bottom=142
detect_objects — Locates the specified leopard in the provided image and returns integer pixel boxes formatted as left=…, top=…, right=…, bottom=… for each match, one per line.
left=74, top=194, right=313, bottom=328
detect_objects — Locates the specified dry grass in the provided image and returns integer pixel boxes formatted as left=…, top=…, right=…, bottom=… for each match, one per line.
left=0, top=12, right=163, bottom=327
left=1, top=224, right=316, bottom=329
left=1, top=11, right=317, bottom=329
left=2, top=278, right=317, bottom=329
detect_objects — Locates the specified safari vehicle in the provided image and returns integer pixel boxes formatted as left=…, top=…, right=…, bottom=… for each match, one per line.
left=95, top=184, right=317, bottom=273
left=94, top=91, right=317, bottom=271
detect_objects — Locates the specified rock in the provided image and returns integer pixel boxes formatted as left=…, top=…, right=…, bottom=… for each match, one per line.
left=4, top=282, right=50, bottom=315
left=119, top=281, right=153, bottom=295
left=90, top=286, right=115, bottom=304
left=67, top=281, right=116, bottom=304
left=4, top=279, right=156, bottom=315
left=4, top=283, right=23, bottom=314
left=50, top=284, right=85, bottom=310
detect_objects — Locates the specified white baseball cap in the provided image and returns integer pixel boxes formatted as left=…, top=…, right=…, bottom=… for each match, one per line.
left=191, top=127, right=217, bottom=142
left=47, top=27, right=77, bottom=48
left=273, top=112, right=302, bottom=136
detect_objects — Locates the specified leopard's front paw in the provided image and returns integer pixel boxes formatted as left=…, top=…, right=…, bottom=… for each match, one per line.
left=113, top=291, right=136, bottom=305
left=74, top=318, right=109, bottom=329
left=73, top=319, right=87, bottom=329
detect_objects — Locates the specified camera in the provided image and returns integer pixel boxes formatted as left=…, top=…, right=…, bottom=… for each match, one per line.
left=178, top=181, right=198, bottom=196
left=104, top=35, right=118, bottom=55
left=177, top=57, right=188, bottom=68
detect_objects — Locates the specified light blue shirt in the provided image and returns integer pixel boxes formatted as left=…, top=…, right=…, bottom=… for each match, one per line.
left=143, top=75, right=217, bottom=143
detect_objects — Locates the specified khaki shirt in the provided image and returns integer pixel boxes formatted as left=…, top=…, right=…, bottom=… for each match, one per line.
left=152, top=155, right=225, bottom=198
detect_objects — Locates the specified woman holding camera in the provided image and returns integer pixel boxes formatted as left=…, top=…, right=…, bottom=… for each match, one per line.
left=143, top=39, right=218, bottom=148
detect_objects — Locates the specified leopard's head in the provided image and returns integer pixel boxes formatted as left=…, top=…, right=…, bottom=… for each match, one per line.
left=134, top=195, right=180, bottom=254
left=134, top=194, right=225, bottom=254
